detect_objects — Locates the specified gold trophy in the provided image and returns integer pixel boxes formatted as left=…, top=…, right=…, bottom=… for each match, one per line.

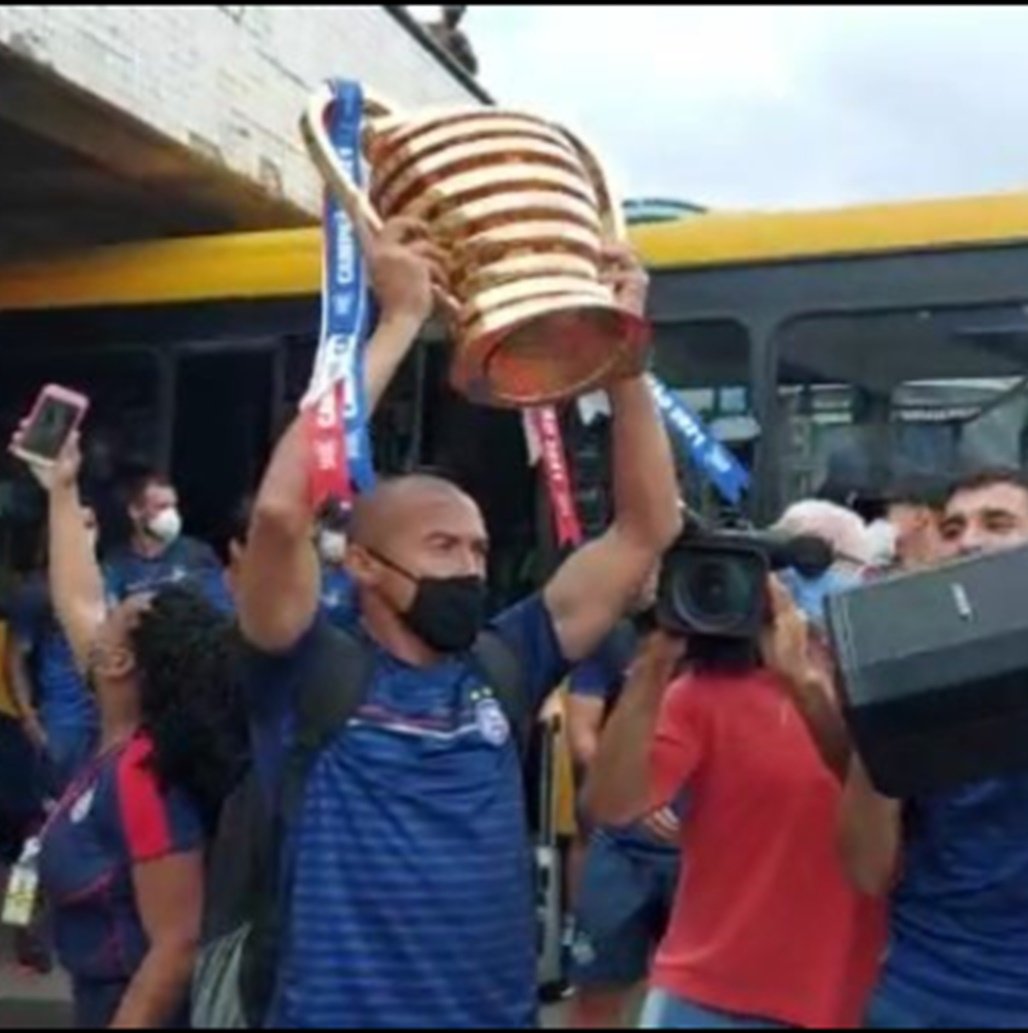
left=301, top=87, right=650, bottom=408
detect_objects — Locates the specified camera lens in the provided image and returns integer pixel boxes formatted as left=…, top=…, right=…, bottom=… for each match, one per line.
left=687, top=558, right=752, bottom=621
left=663, top=547, right=765, bottom=635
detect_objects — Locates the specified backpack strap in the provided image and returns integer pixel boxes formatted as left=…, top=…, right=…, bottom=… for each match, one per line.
left=470, top=629, right=531, bottom=759
left=281, top=625, right=373, bottom=820
left=242, top=626, right=530, bottom=1025
left=242, top=624, right=374, bottom=1026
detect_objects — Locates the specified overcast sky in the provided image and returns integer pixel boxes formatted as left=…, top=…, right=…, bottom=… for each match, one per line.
left=411, top=5, right=1028, bottom=211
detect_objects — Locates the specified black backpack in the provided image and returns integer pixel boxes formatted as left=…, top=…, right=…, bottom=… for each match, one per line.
left=191, top=624, right=529, bottom=1029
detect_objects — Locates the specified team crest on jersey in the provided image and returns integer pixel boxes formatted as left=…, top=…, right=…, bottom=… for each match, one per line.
left=71, top=788, right=96, bottom=825
left=474, top=695, right=510, bottom=748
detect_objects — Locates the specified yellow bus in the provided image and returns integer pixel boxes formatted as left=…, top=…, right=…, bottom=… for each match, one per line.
left=1, top=188, right=1028, bottom=572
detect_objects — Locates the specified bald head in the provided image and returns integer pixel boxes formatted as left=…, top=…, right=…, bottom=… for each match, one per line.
left=350, top=475, right=474, bottom=549
left=346, top=473, right=489, bottom=594
left=343, top=475, right=491, bottom=656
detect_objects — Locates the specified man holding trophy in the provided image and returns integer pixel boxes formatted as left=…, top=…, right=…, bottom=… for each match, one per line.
left=233, top=83, right=681, bottom=1027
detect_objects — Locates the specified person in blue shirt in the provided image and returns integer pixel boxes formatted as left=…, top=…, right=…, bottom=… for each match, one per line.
left=8, top=508, right=101, bottom=794
left=9, top=425, right=245, bottom=1029
left=104, top=472, right=232, bottom=615
left=841, top=468, right=1028, bottom=1029
left=236, top=216, right=683, bottom=1029
left=567, top=607, right=683, bottom=1029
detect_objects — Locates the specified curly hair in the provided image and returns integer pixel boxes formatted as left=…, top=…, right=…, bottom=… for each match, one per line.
left=130, top=585, right=247, bottom=834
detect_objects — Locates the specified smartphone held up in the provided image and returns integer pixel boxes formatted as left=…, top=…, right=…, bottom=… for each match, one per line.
left=10, top=384, right=89, bottom=469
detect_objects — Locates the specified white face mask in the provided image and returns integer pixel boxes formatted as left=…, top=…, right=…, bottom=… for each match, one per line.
left=318, top=530, right=348, bottom=566
left=147, top=507, right=183, bottom=546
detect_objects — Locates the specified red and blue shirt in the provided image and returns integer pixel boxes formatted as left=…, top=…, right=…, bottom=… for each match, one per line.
left=39, top=733, right=203, bottom=1028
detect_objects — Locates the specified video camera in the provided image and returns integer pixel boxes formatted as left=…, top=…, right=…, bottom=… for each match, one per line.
left=655, top=511, right=834, bottom=638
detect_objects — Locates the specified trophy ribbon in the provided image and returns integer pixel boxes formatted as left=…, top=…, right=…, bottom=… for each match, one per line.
left=303, top=78, right=377, bottom=509
left=524, top=406, right=584, bottom=549
left=647, top=375, right=751, bottom=506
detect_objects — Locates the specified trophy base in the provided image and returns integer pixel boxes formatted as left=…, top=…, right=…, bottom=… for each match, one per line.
left=451, top=303, right=651, bottom=408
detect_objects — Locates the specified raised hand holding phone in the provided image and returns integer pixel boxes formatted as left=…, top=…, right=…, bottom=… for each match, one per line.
left=9, top=385, right=89, bottom=467
left=9, top=385, right=88, bottom=490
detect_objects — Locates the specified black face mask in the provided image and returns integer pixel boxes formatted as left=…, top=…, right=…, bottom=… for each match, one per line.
left=370, top=550, right=488, bottom=654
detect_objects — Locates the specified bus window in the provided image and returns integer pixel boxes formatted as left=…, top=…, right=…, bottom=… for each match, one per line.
left=776, top=305, right=1028, bottom=510
left=653, top=319, right=754, bottom=518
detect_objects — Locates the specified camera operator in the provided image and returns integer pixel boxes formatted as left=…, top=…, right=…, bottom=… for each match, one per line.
left=584, top=578, right=884, bottom=1029
left=841, top=468, right=1028, bottom=1029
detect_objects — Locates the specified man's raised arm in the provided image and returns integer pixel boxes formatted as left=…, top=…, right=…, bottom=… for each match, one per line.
left=544, top=247, right=682, bottom=662
left=239, top=218, right=444, bottom=652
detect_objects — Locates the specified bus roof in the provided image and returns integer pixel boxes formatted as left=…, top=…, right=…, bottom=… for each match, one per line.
left=5, top=190, right=1028, bottom=312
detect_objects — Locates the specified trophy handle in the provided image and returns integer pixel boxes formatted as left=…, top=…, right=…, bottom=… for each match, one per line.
left=556, top=127, right=627, bottom=242
left=301, top=85, right=461, bottom=320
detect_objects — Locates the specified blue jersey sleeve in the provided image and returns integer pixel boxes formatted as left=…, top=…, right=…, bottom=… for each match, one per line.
left=568, top=626, right=636, bottom=701
left=569, top=655, right=612, bottom=699
left=491, top=593, right=570, bottom=712
left=238, top=618, right=338, bottom=800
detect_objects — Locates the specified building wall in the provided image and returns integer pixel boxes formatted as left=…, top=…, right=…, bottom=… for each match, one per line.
left=0, top=5, right=484, bottom=214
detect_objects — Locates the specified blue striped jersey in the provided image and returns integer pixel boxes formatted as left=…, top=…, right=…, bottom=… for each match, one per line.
left=245, top=591, right=567, bottom=1028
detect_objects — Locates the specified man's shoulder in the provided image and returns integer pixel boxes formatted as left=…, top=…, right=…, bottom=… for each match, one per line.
left=490, top=591, right=553, bottom=639
left=175, top=536, right=221, bottom=568
left=102, top=545, right=135, bottom=570
left=237, top=615, right=368, bottom=695
left=238, top=611, right=329, bottom=661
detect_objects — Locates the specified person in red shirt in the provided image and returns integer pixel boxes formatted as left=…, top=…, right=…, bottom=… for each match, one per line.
left=585, top=580, right=884, bottom=1029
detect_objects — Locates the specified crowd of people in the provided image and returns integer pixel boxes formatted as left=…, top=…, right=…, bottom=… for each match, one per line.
left=0, top=216, right=1026, bottom=1030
